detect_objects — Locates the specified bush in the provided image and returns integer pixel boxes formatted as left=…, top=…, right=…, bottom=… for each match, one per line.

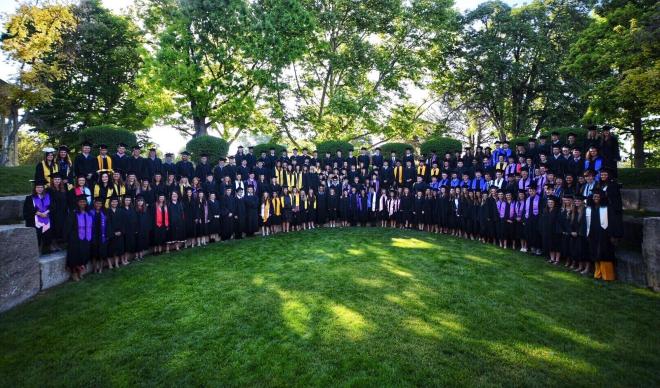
left=186, top=135, right=229, bottom=164
left=78, top=125, right=137, bottom=155
left=509, top=127, right=588, bottom=148
left=618, top=168, right=660, bottom=189
left=316, top=140, right=354, bottom=156
left=380, top=142, right=415, bottom=157
left=420, top=137, right=462, bottom=157
left=253, top=143, right=287, bottom=157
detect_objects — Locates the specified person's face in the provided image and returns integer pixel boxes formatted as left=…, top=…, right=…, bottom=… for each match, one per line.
left=100, top=148, right=108, bottom=156
left=110, top=199, right=119, bottom=208
left=600, top=171, right=609, bottom=181
left=589, top=148, right=598, bottom=158
left=528, top=188, right=536, bottom=197
left=585, top=174, right=593, bottom=183
left=46, top=153, right=54, bottom=161
left=118, top=146, right=126, bottom=154
left=53, top=177, right=62, bottom=186
left=77, top=177, right=86, bottom=186
left=124, top=198, right=132, bottom=207
left=82, top=145, right=91, bottom=154
left=133, top=149, right=140, bottom=156
left=497, top=192, right=504, bottom=200
left=101, top=174, right=109, bottom=183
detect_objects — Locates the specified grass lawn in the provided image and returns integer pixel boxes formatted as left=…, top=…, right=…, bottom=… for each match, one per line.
left=0, top=228, right=658, bottom=386
left=0, top=165, right=33, bottom=196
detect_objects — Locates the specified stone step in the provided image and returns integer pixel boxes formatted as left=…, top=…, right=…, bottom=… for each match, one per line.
left=0, top=195, right=25, bottom=224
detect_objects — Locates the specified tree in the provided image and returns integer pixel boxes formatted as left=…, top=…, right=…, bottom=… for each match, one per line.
left=565, top=0, right=659, bottom=167
left=28, top=0, right=146, bottom=145
left=138, top=0, right=313, bottom=141
left=0, top=2, right=76, bottom=165
left=277, top=0, right=456, bottom=143
left=443, top=0, right=592, bottom=141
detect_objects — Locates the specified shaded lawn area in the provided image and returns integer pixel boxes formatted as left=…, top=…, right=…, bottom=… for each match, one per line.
left=0, top=165, right=33, bottom=196
left=0, top=228, right=658, bottom=386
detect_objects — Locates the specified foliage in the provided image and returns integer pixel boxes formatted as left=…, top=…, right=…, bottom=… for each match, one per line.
left=0, top=165, right=33, bottom=196
left=185, top=135, right=229, bottom=164
left=380, top=142, right=415, bottom=158
left=0, top=3, right=76, bottom=165
left=138, top=0, right=314, bottom=139
left=17, top=131, right=47, bottom=166
left=278, top=0, right=457, bottom=143
left=617, top=168, right=660, bottom=189
left=420, top=137, right=462, bottom=157
left=252, top=143, right=287, bottom=157
left=0, top=228, right=659, bottom=386
left=315, top=140, right=354, bottom=156
left=564, top=0, right=660, bottom=167
left=442, top=0, right=591, bottom=140
left=78, top=125, right=138, bottom=154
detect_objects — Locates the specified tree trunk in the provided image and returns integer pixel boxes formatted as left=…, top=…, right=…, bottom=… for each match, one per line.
left=0, top=110, right=20, bottom=167
left=192, top=116, right=208, bottom=137
left=632, top=116, right=645, bottom=168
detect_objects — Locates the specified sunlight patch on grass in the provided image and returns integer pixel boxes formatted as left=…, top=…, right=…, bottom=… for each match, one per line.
left=252, top=275, right=264, bottom=286
left=431, top=314, right=466, bottom=333
left=391, top=237, right=435, bottom=249
left=512, top=342, right=597, bottom=374
left=463, top=254, right=494, bottom=265
left=347, top=248, right=365, bottom=256
left=276, top=289, right=311, bottom=337
left=404, top=317, right=441, bottom=339
left=521, top=309, right=609, bottom=351
left=353, top=277, right=385, bottom=288
left=329, top=303, right=370, bottom=340
left=381, top=261, right=414, bottom=279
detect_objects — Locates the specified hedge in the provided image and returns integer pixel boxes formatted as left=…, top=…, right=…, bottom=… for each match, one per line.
left=316, top=140, right=354, bottom=156
left=186, top=135, right=229, bottom=164
left=509, top=127, right=588, bottom=148
left=420, top=137, right=462, bottom=158
left=253, top=143, right=287, bottom=157
left=78, top=125, right=138, bottom=155
left=380, top=142, right=415, bottom=157
left=618, top=168, right=660, bottom=189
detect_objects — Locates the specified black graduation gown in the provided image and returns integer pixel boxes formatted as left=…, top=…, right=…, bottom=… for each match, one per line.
left=152, top=205, right=169, bottom=246
left=66, top=211, right=92, bottom=268
left=338, top=196, right=349, bottom=221
left=437, top=195, right=450, bottom=228
left=207, top=200, right=221, bottom=235
left=414, top=197, right=425, bottom=225
left=539, top=207, right=561, bottom=255
left=219, top=195, right=236, bottom=240
left=244, top=194, right=259, bottom=235
left=316, top=192, right=328, bottom=224
left=136, top=209, right=153, bottom=251
left=234, top=196, right=247, bottom=238
left=182, top=199, right=197, bottom=239
left=123, top=207, right=138, bottom=253
left=400, top=195, right=414, bottom=224
left=91, top=209, right=109, bottom=260
left=588, top=206, right=618, bottom=262
left=47, top=188, right=68, bottom=241
left=167, top=202, right=186, bottom=243
left=107, top=207, right=125, bottom=256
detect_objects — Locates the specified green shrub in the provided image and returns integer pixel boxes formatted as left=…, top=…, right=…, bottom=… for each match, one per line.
left=253, top=143, right=287, bottom=157
left=420, top=137, right=462, bottom=157
left=316, top=140, right=354, bottom=156
left=186, top=135, right=229, bottom=164
left=380, top=142, right=415, bottom=157
left=78, top=125, right=137, bottom=155
left=618, top=168, right=660, bottom=189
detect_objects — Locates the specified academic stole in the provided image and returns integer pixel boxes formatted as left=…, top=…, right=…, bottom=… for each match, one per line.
left=94, top=184, right=115, bottom=207
left=295, top=172, right=303, bottom=189
left=272, top=198, right=282, bottom=215
left=42, top=161, right=59, bottom=186
left=286, top=172, right=296, bottom=188
left=394, top=166, right=403, bottom=184
left=261, top=201, right=270, bottom=222
left=96, top=155, right=112, bottom=171
left=417, top=166, right=426, bottom=177
left=275, top=168, right=284, bottom=186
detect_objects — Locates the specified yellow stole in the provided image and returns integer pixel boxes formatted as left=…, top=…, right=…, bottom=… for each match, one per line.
left=275, top=168, right=284, bottom=185
left=261, top=202, right=270, bottom=222
left=286, top=172, right=295, bottom=188
left=42, top=161, right=58, bottom=186
left=395, top=166, right=403, bottom=183
left=96, top=155, right=112, bottom=171
left=431, top=168, right=439, bottom=176
left=94, top=184, right=115, bottom=208
left=417, top=166, right=426, bottom=176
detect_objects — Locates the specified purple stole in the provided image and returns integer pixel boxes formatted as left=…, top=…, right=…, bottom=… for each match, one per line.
left=497, top=200, right=506, bottom=219
left=77, top=211, right=93, bottom=241
left=515, top=200, right=526, bottom=219
left=525, top=195, right=540, bottom=218
left=33, top=193, right=51, bottom=232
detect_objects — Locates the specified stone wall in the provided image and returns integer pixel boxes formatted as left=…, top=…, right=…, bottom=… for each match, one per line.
left=0, top=196, right=24, bottom=224
left=0, top=225, right=40, bottom=313
left=621, top=189, right=660, bottom=212
left=642, top=218, right=660, bottom=291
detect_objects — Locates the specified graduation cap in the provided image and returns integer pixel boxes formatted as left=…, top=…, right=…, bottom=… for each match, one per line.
left=518, top=189, right=526, bottom=194
left=32, top=177, right=48, bottom=186
left=149, top=147, right=157, bottom=152
left=550, top=131, right=560, bottom=136
left=109, top=194, right=120, bottom=202
left=601, top=125, right=613, bottom=131
left=132, top=145, right=141, bottom=150
left=58, top=145, right=70, bottom=152
left=236, top=187, right=244, bottom=192
left=127, top=170, right=137, bottom=176
left=503, top=141, right=510, bottom=145
left=219, top=157, right=227, bottom=162
left=42, top=147, right=56, bottom=153
left=98, top=144, right=108, bottom=150
left=600, top=166, right=614, bottom=174
left=586, top=124, right=598, bottom=131
left=81, top=140, right=93, bottom=147
left=75, top=194, right=88, bottom=202
left=528, top=182, right=538, bottom=189
left=539, top=135, right=548, bottom=140
left=528, top=138, right=536, bottom=143
left=200, top=152, right=209, bottom=158
left=574, top=194, right=585, bottom=200
left=49, top=171, right=67, bottom=180
left=566, top=132, right=577, bottom=138
left=564, top=194, right=574, bottom=200
left=141, top=177, right=150, bottom=182
left=485, top=146, right=492, bottom=150
left=248, top=146, right=254, bottom=150
left=117, top=142, right=128, bottom=148
left=516, top=142, right=525, bottom=147
left=135, top=194, right=145, bottom=201
left=112, top=168, right=123, bottom=175
left=75, top=173, right=88, bottom=180
left=165, top=152, right=174, bottom=157
left=238, top=145, right=244, bottom=149
left=547, top=195, right=559, bottom=202
left=181, top=151, right=191, bottom=156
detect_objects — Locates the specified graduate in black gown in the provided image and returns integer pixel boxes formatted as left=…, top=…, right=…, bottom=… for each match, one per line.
left=135, top=194, right=152, bottom=259
left=66, top=195, right=93, bottom=282
left=244, top=185, right=260, bottom=236
left=23, top=178, right=53, bottom=254
left=413, top=190, right=425, bottom=230
left=182, top=187, right=197, bottom=247
left=588, top=190, right=622, bottom=281
left=234, top=187, right=247, bottom=239
left=167, top=191, right=186, bottom=250
left=539, top=195, right=562, bottom=263
left=122, top=196, right=138, bottom=265
left=90, top=198, right=109, bottom=273
left=207, top=191, right=221, bottom=242
left=106, top=195, right=125, bottom=269
left=47, top=172, right=69, bottom=249
left=399, top=187, right=413, bottom=229
left=316, top=185, right=328, bottom=226
left=219, top=187, right=236, bottom=240
left=194, top=191, right=209, bottom=246
left=152, top=193, right=169, bottom=254
left=338, top=189, right=349, bottom=227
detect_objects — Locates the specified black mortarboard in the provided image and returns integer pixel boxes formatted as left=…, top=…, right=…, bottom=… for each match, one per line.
left=132, top=145, right=141, bottom=150
left=135, top=194, right=145, bottom=200
left=574, top=194, right=585, bottom=200
left=49, top=171, right=67, bottom=179
left=75, top=194, right=88, bottom=202
left=602, top=125, right=612, bottom=131
left=566, top=132, right=577, bottom=138
left=32, top=177, right=48, bottom=186
left=551, top=131, right=560, bottom=136
left=165, top=152, right=173, bottom=157
left=58, top=145, right=69, bottom=152
left=82, top=140, right=93, bottom=147
left=149, top=147, right=157, bottom=152
left=539, top=135, right=548, bottom=139
left=200, top=152, right=209, bottom=158
left=109, top=194, right=120, bottom=201
left=117, top=142, right=128, bottom=148
left=181, top=151, right=191, bottom=156
left=518, top=189, right=526, bottom=194
left=99, top=144, right=108, bottom=149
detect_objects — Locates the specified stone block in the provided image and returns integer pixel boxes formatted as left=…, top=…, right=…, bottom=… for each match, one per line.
left=616, top=250, right=646, bottom=286
left=620, top=189, right=640, bottom=211
left=39, top=251, right=69, bottom=290
left=0, top=195, right=24, bottom=224
left=0, top=224, right=40, bottom=313
left=639, top=190, right=660, bottom=212
left=642, top=218, right=660, bottom=291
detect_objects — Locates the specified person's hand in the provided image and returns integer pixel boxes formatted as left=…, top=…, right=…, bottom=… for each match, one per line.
left=571, top=232, right=577, bottom=237
left=115, top=231, right=121, bottom=236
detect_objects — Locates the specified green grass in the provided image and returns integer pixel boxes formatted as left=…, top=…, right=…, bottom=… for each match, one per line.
left=1, top=228, right=659, bottom=387
left=0, top=165, right=33, bottom=196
